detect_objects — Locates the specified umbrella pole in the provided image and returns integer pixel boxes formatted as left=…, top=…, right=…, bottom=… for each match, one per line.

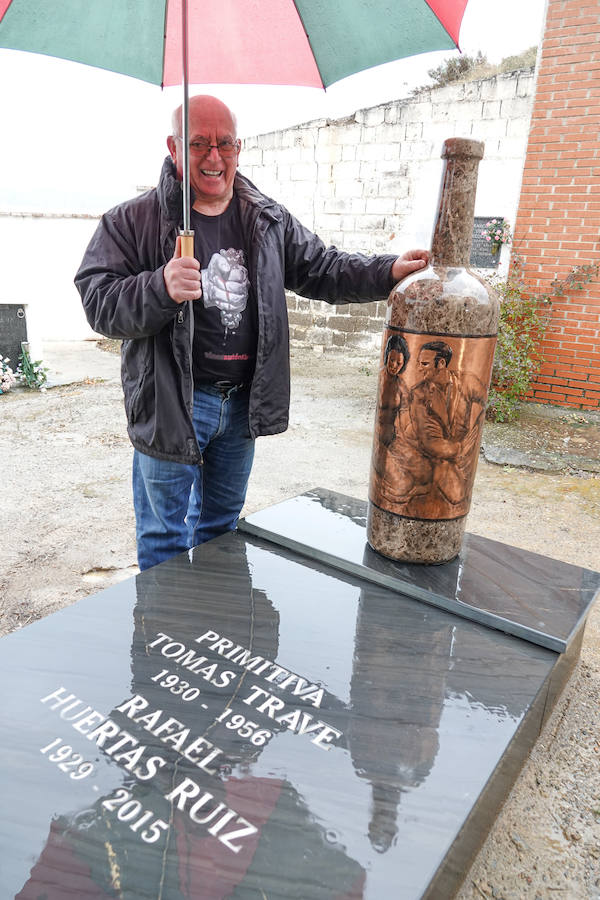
left=179, top=0, right=194, bottom=258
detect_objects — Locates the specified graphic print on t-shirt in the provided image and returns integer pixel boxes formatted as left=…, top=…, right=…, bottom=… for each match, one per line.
left=201, top=248, right=249, bottom=334
left=191, top=197, right=257, bottom=384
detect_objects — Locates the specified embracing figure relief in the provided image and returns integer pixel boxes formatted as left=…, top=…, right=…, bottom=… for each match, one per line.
left=372, top=334, right=489, bottom=521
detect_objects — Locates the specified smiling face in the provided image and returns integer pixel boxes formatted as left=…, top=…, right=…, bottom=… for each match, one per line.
left=167, top=95, right=240, bottom=215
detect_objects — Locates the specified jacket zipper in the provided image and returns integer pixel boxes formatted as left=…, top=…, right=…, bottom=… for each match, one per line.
left=174, top=294, right=201, bottom=462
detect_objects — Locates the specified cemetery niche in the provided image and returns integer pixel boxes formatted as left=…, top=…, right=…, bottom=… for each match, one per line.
left=1, top=492, right=599, bottom=899
left=0, top=304, right=27, bottom=376
left=470, top=217, right=505, bottom=268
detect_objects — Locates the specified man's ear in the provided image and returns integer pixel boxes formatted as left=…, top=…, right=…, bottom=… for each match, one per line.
left=167, top=135, right=177, bottom=162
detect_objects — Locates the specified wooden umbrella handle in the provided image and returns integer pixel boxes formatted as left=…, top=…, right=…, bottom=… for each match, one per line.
left=179, top=229, right=194, bottom=258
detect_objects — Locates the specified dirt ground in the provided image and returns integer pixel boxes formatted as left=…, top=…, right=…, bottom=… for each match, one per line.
left=2, top=340, right=600, bottom=899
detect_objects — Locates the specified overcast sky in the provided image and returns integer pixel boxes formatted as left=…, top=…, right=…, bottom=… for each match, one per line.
left=0, top=0, right=547, bottom=212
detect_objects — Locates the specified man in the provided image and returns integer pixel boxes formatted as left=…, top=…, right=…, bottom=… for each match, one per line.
left=76, top=95, right=429, bottom=571
left=408, top=341, right=486, bottom=509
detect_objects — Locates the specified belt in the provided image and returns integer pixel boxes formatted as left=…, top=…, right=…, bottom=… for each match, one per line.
left=213, top=380, right=244, bottom=390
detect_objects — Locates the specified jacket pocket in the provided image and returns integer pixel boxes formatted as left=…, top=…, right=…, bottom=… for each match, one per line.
left=122, top=340, right=152, bottom=426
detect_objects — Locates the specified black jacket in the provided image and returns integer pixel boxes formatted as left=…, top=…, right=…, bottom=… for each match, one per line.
left=75, top=158, right=397, bottom=464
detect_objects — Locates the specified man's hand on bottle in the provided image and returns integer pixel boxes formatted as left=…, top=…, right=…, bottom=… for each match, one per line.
left=391, top=249, right=430, bottom=283
left=164, top=235, right=202, bottom=304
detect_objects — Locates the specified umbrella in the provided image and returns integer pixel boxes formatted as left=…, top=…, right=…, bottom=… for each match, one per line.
left=0, top=0, right=469, bottom=248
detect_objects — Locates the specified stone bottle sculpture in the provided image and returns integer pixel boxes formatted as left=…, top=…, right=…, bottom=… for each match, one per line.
left=367, top=138, right=500, bottom=564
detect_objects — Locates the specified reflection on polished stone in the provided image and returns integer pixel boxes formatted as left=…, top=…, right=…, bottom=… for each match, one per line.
left=0, top=523, right=582, bottom=898
left=239, top=488, right=600, bottom=652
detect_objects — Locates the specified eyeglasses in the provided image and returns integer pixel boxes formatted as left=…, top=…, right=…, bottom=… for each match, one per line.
left=173, top=136, right=240, bottom=158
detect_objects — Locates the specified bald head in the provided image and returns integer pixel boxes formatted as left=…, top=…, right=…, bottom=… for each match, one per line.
left=167, top=94, right=241, bottom=215
left=171, top=94, right=237, bottom=139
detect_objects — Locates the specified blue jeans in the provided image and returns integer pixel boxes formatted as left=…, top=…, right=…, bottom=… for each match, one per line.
left=132, top=384, right=254, bottom=571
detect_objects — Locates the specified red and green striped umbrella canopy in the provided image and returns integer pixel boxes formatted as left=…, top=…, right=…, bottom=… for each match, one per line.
left=0, top=0, right=468, bottom=90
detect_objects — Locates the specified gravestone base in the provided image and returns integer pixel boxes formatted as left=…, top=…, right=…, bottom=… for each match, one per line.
left=1, top=491, right=597, bottom=899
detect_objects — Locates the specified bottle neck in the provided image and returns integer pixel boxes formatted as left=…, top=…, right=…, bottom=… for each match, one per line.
left=430, top=149, right=482, bottom=267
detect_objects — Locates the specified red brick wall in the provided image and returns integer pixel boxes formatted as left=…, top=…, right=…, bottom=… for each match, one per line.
left=512, top=0, right=600, bottom=408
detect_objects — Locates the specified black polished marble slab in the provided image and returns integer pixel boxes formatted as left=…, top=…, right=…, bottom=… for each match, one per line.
left=0, top=529, right=576, bottom=899
left=239, top=488, right=600, bottom=653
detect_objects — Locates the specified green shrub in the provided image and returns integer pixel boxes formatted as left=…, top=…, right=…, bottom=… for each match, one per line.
left=16, top=343, right=48, bottom=391
left=498, top=46, right=538, bottom=74
left=427, top=52, right=488, bottom=87
left=422, top=46, right=537, bottom=92
left=487, top=257, right=598, bottom=422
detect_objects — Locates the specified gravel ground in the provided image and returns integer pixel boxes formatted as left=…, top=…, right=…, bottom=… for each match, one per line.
left=1, top=340, right=600, bottom=898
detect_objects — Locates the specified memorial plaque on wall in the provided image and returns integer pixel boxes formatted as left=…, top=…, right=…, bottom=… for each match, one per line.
left=0, top=527, right=588, bottom=899
left=470, top=217, right=503, bottom=268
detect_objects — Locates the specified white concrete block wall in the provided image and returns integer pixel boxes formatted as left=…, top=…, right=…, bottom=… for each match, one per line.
left=240, top=71, right=535, bottom=352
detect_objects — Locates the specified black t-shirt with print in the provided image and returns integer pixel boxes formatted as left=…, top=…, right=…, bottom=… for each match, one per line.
left=190, top=195, right=257, bottom=385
